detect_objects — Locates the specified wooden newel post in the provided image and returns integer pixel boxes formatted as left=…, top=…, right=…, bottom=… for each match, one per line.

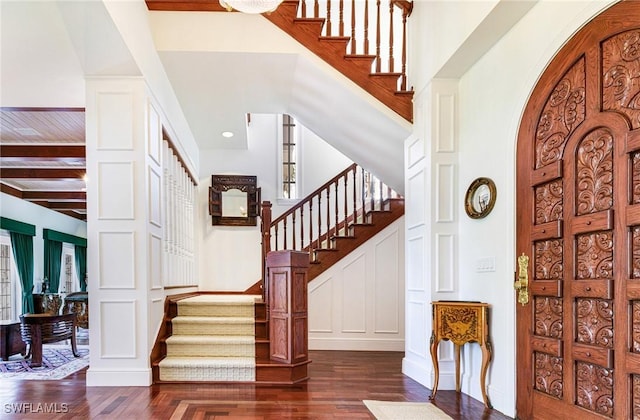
left=261, top=201, right=272, bottom=303
left=266, top=250, right=309, bottom=365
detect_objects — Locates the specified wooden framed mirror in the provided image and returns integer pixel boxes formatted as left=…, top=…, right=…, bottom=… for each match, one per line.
left=209, top=175, right=260, bottom=226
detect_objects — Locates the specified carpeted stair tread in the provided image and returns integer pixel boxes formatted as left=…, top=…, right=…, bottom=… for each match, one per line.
left=166, top=335, right=254, bottom=344
left=171, top=316, right=255, bottom=336
left=159, top=356, right=255, bottom=367
left=158, top=356, right=256, bottom=382
left=159, top=294, right=258, bottom=382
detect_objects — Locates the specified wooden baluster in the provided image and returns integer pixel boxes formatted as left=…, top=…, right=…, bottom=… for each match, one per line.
left=375, top=0, right=381, bottom=72
left=317, top=194, right=322, bottom=249
left=388, top=1, right=394, bottom=73
left=314, top=0, right=319, bottom=18
left=292, top=211, right=296, bottom=250
left=364, top=0, right=369, bottom=55
left=334, top=180, right=339, bottom=239
left=361, top=167, right=366, bottom=222
left=339, top=0, right=344, bottom=37
left=283, top=218, right=288, bottom=250
left=352, top=166, right=357, bottom=225
left=309, top=198, right=314, bottom=251
left=350, top=0, right=356, bottom=54
left=400, top=4, right=408, bottom=90
left=301, top=0, right=307, bottom=17
left=326, top=0, right=332, bottom=36
left=343, top=173, right=348, bottom=236
left=378, top=178, right=383, bottom=210
left=326, top=187, right=331, bottom=248
left=300, top=202, right=305, bottom=250
left=369, top=173, right=374, bottom=212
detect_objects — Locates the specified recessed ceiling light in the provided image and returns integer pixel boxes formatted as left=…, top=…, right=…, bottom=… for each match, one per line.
left=222, top=131, right=234, bottom=138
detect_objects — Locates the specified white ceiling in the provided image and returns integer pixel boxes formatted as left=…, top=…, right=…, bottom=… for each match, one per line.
left=1, top=1, right=411, bottom=192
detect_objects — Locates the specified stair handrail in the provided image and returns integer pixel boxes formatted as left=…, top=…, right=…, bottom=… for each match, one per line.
left=261, top=163, right=401, bottom=267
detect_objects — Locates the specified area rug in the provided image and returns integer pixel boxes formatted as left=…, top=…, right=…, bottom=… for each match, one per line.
left=0, top=345, right=89, bottom=380
left=363, top=400, right=452, bottom=420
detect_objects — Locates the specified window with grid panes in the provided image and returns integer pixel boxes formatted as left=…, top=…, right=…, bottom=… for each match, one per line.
left=282, top=114, right=297, bottom=199
left=63, top=253, right=73, bottom=294
left=0, top=243, right=11, bottom=320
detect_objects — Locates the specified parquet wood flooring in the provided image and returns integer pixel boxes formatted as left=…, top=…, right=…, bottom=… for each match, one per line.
left=0, top=350, right=512, bottom=419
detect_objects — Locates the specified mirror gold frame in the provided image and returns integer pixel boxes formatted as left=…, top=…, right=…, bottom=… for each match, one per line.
left=464, top=177, right=496, bottom=219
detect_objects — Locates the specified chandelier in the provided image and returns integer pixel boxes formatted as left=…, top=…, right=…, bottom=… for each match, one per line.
left=219, top=0, right=283, bottom=14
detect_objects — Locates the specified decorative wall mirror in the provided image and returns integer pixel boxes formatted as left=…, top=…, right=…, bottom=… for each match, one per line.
left=209, top=175, right=260, bottom=226
left=464, top=177, right=496, bottom=219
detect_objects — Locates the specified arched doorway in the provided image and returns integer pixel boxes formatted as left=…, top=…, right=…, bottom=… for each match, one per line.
left=516, top=2, right=640, bottom=418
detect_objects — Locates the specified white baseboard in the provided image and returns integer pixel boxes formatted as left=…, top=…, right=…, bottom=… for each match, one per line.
left=309, top=337, right=404, bottom=351
left=86, top=368, right=152, bottom=386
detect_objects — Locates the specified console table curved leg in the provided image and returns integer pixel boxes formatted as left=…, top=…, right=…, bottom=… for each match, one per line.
left=454, top=344, right=461, bottom=392
left=429, top=332, right=440, bottom=400
left=479, top=341, right=493, bottom=408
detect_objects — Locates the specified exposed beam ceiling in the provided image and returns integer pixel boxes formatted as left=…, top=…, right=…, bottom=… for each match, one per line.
left=0, top=108, right=87, bottom=221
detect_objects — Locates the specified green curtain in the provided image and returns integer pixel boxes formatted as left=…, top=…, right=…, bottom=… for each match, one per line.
left=44, top=238, right=63, bottom=293
left=74, top=245, right=87, bottom=292
left=9, top=232, right=34, bottom=314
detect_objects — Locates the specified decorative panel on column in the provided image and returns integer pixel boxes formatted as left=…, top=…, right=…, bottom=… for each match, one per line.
left=266, top=250, right=309, bottom=365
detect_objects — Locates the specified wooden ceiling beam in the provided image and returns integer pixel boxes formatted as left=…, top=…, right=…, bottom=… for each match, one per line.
left=0, top=145, right=85, bottom=158
left=22, top=190, right=86, bottom=200
left=46, top=202, right=87, bottom=210
left=0, top=168, right=85, bottom=179
left=0, top=182, right=23, bottom=198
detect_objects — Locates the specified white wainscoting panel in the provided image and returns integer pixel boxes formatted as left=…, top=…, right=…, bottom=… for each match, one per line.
left=436, top=92, right=456, bottom=153
left=407, top=236, right=425, bottom=291
left=309, top=276, right=333, bottom=333
left=148, top=166, right=162, bottom=227
left=149, top=233, right=162, bottom=290
left=341, top=253, right=367, bottom=333
left=309, top=219, right=404, bottom=351
left=407, top=137, right=425, bottom=168
left=99, top=231, right=135, bottom=289
left=98, top=162, right=135, bottom=220
left=99, top=300, right=136, bottom=358
left=435, top=233, right=455, bottom=292
left=97, top=92, right=134, bottom=150
left=374, top=231, right=400, bottom=333
left=406, top=300, right=427, bottom=358
left=436, top=163, right=455, bottom=223
left=407, top=170, right=425, bottom=229
left=147, top=101, right=161, bottom=165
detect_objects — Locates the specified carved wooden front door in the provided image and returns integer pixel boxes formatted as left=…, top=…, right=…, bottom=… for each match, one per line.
left=515, top=3, right=640, bottom=419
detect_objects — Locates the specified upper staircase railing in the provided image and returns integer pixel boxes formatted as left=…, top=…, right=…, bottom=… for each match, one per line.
left=296, top=0, right=414, bottom=92
left=260, top=163, right=402, bottom=282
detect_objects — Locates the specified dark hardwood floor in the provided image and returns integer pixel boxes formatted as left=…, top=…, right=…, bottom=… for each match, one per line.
left=0, top=350, right=512, bottom=419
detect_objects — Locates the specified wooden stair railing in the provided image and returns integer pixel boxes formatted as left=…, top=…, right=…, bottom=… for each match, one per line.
left=261, top=163, right=404, bottom=285
left=145, top=0, right=414, bottom=122
left=265, top=0, right=414, bottom=121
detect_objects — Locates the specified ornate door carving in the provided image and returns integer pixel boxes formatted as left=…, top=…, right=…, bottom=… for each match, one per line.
left=516, top=3, right=640, bottom=418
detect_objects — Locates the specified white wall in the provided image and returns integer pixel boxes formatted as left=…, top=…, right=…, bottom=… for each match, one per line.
left=309, top=218, right=405, bottom=351
left=404, top=0, right=616, bottom=417
left=197, top=114, right=352, bottom=291
left=0, top=193, right=87, bottom=293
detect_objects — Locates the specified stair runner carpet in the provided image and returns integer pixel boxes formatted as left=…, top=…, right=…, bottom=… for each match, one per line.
left=158, top=294, right=261, bottom=382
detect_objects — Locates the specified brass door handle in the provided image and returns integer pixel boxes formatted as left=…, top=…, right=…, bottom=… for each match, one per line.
left=514, top=253, right=529, bottom=305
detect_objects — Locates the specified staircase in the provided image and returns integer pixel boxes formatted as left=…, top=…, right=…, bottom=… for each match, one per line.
left=157, top=294, right=259, bottom=382
left=261, top=163, right=404, bottom=282
left=145, top=0, right=414, bottom=122
left=152, top=165, right=403, bottom=384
